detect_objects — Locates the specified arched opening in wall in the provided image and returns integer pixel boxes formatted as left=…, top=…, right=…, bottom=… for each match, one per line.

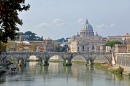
left=49, top=55, right=64, bottom=62
left=72, top=55, right=86, bottom=62
left=28, top=55, right=39, bottom=61
left=26, top=55, right=39, bottom=67
left=94, top=55, right=110, bottom=64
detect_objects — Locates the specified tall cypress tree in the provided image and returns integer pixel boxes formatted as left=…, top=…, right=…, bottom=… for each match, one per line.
left=0, top=0, right=30, bottom=43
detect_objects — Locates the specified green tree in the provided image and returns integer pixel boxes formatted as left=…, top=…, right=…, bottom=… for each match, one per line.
left=105, top=41, right=122, bottom=48
left=55, top=38, right=67, bottom=43
left=54, top=46, right=68, bottom=52
left=0, top=0, right=30, bottom=43
left=24, top=31, right=36, bottom=41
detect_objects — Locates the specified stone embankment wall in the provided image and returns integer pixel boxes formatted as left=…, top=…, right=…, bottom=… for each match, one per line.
left=116, top=55, right=130, bottom=67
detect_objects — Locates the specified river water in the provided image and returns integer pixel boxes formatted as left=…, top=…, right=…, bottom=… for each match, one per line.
left=0, top=62, right=130, bottom=86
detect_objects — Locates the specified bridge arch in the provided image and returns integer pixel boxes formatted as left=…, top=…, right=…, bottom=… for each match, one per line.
left=49, top=54, right=64, bottom=62
left=71, top=54, right=86, bottom=62
left=26, top=55, right=39, bottom=61
left=94, top=54, right=111, bottom=64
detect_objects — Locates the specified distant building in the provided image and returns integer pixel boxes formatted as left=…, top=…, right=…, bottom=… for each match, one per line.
left=107, top=33, right=130, bottom=53
left=43, top=37, right=54, bottom=52
left=99, top=45, right=106, bottom=52
left=105, top=46, right=111, bottom=52
left=68, top=19, right=106, bottom=52
left=127, top=44, right=130, bottom=53
left=115, top=44, right=127, bottom=53
left=36, top=42, right=44, bottom=52
left=122, top=33, right=130, bottom=40
left=22, top=41, right=32, bottom=51
left=7, top=41, right=40, bottom=52
left=107, top=36, right=122, bottom=42
left=107, top=33, right=130, bottom=42
left=115, top=44, right=130, bottom=53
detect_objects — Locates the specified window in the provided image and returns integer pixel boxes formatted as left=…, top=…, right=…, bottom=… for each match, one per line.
left=78, top=47, right=79, bottom=51
left=87, top=47, right=89, bottom=52
left=82, top=46, right=84, bottom=51
left=82, top=46, right=84, bottom=49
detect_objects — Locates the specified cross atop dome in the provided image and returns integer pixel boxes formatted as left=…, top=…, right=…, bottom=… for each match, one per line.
left=86, top=19, right=89, bottom=24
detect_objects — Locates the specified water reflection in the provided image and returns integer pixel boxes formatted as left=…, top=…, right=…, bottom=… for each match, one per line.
left=0, top=62, right=130, bottom=86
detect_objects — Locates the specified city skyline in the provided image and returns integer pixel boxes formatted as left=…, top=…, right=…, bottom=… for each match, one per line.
left=18, top=0, right=130, bottom=40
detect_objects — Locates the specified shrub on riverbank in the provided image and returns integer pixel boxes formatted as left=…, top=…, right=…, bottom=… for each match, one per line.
left=111, top=66, right=124, bottom=75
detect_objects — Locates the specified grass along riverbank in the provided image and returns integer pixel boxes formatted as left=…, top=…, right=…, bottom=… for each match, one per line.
left=94, top=62, right=109, bottom=70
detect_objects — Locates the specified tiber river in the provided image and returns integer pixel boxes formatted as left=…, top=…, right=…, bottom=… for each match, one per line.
left=0, top=62, right=130, bottom=86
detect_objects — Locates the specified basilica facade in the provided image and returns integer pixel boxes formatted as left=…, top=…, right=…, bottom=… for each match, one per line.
left=68, top=19, right=106, bottom=52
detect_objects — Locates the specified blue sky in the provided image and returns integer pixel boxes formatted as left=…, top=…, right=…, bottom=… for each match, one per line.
left=18, top=0, right=130, bottom=40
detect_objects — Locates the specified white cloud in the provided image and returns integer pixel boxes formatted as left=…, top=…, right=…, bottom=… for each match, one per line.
left=96, top=23, right=116, bottom=29
left=78, top=18, right=83, bottom=23
left=52, top=18, right=65, bottom=27
left=109, top=23, right=115, bottom=28
left=96, top=24, right=105, bottom=29
left=52, top=18, right=61, bottom=24
left=36, top=23, right=50, bottom=28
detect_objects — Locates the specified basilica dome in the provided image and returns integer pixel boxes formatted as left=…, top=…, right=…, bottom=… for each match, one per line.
left=80, top=19, right=93, bottom=31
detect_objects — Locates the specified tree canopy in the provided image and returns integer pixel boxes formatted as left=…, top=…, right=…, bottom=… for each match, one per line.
left=0, top=0, right=30, bottom=43
left=105, top=41, right=122, bottom=48
left=15, top=31, right=43, bottom=41
left=54, top=46, right=68, bottom=52
left=55, top=38, right=68, bottom=43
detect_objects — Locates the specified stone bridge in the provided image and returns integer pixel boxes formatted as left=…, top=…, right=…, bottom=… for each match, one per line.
left=0, top=51, right=112, bottom=66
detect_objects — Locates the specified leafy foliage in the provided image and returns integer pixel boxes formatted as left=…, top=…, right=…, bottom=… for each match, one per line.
left=55, top=38, right=68, bottom=43
left=15, top=31, right=43, bottom=41
left=105, top=41, right=122, bottom=48
left=115, top=66, right=124, bottom=75
left=54, top=46, right=68, bottom=52
left=0, top=0, right=30, bottom=43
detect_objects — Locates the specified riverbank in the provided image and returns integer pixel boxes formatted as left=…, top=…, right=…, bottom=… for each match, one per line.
left=94, top=62, right=130, bottom=76
left=94, top=62, right=109, bottom=69
left=108, top=65, right=130, bottom=76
